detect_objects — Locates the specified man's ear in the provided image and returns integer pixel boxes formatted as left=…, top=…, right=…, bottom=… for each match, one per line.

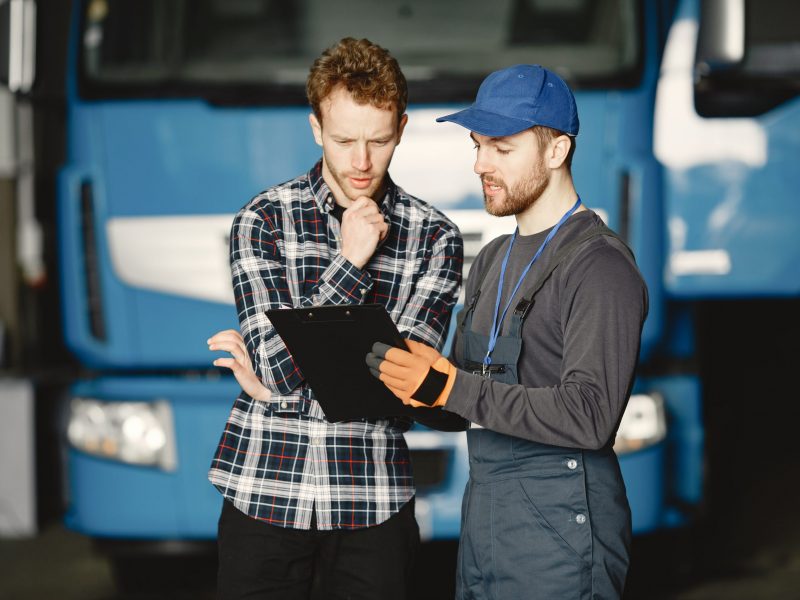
left=395, top=113, right=409, bottom=144
left=547, top=135, right=572, bottom=169
left=309, top=112, right=323, bottom=146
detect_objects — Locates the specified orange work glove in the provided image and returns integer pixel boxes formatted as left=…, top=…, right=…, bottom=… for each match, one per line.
left=365, top=340, right=457, bottom=408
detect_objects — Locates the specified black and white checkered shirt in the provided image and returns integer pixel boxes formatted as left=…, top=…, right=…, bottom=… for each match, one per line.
left=209, top=161, right=463, bottom=530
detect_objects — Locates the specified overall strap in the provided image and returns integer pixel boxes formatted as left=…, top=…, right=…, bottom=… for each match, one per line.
left=512, top=225, right=633, bottom=320
left=456, top=234, right=512, bottom=333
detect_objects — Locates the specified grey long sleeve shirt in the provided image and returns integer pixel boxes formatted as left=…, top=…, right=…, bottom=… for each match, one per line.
left=445, top=209, right=648, bottom=450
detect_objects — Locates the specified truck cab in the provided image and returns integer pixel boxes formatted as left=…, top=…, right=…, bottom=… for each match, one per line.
left=11, top=0, right=798, bottom=589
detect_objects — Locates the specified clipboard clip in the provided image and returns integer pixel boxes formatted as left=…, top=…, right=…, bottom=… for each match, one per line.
left=303, top=309, right=354, bottom=322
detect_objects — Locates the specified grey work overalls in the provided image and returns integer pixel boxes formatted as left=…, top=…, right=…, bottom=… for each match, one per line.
left=454, top=228, right=632, bottom=600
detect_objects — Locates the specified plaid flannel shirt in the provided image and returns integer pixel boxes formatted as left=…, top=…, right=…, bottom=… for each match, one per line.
left=209, top=161, right=463, bottom=530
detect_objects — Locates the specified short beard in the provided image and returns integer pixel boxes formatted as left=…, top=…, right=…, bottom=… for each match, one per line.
left=483, top=157, right=550, bottom=217
left=323, top=153, right=383, bottom=204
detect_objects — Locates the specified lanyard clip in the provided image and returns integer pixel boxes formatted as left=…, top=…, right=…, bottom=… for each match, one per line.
left=482, top=354, right=493, bottom=378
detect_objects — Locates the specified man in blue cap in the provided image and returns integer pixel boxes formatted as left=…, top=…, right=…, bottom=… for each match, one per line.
left=367, top=65, right=648, bottom=598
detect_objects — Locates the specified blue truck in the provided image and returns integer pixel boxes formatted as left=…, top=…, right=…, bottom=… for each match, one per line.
left=2, top=0, right=798, bottom=588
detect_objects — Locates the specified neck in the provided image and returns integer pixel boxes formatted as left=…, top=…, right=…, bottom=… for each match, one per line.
left=515, top=175, right=582, bottom=235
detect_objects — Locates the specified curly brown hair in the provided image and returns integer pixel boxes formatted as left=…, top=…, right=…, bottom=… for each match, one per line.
left=306, top=38, right=408, bottom=125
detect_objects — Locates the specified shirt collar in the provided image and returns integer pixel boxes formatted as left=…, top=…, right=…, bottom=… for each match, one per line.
left=308, top=159, right=397, bottom=216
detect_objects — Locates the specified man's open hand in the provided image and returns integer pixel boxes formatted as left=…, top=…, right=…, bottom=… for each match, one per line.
left=208, top=329, right=271, bottom=401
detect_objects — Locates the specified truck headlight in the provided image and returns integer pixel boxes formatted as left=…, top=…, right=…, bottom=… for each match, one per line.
left=67, top=398, right=177, bottom=470
left=614, top=393, right=667, bottom=455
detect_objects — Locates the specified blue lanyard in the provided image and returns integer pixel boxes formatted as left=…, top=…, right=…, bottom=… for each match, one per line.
left=484, top=197, right=582, bottom=366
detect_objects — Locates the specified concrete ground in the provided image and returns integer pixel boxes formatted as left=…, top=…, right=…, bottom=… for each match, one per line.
left=2, top=517, right=800, bottom=599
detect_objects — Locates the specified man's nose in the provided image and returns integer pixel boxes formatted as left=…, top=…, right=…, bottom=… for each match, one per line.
left=352, top=144, right=371, bottom=172
left=474, top=150, right=492, bottom=176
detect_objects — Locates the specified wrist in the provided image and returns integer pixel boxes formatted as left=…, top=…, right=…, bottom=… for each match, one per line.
left=254, top=390, right=271, bottom=402
left=409, top=358, right=457, bottom=407
left=340, top=248, right=367, bottom=270
left=432, top=359, right=457, bottom=407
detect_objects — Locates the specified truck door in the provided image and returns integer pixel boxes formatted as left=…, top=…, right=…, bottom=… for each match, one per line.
left=655, top=0, right=800, bottom=297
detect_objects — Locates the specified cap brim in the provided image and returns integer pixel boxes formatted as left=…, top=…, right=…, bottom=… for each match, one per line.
left=436, top=107, right=535, bottom=137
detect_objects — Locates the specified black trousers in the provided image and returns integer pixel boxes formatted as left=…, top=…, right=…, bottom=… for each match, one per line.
left=216, top=499, right=420, bottom=600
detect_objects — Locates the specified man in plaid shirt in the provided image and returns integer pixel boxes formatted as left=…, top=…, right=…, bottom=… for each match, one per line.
left=206, top=38, right=463, bottom=599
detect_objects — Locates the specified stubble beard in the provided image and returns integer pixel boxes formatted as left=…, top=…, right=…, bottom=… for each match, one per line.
left=483, top=157, right=550, bottom=217
left=324, top=155, right=383, bottom=205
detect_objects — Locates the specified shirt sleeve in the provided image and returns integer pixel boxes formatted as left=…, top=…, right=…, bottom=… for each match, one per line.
left=399, top=218, right=467, bottom=431
left=394, top=218, right=464, bottom=351
left=444, top=242, right=649, bottom=449
left=231, top=203, right=374, bottom=395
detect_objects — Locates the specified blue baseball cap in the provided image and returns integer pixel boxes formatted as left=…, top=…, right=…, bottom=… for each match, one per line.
left=436, top=64, right=579, bottom=137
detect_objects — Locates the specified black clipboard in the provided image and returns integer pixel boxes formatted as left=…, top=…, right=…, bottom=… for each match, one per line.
left=265, top=304, right=418, bottom=422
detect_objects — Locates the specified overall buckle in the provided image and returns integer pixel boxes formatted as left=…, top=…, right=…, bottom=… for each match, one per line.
left=470, top=364, right=507, bottom=379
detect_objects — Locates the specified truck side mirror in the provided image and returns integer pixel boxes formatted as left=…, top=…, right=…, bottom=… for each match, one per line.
left=696, top=0, right=745, bottom=74
left=0, top=0, right=36, bottom=93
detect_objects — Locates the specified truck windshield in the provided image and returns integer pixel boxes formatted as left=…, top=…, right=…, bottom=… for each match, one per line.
left=79, top=0, right=641, bottom=103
